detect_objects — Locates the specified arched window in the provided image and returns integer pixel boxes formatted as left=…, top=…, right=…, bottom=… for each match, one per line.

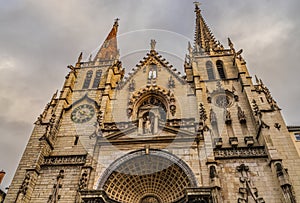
left=82, top=70, right=93, bottom=89
left=148, top=63, right=157, bottom=79
left=216, top=60, right=226, bottom=79
left=92, top=70, right=102, bottom=88
left=206, top=61, right=215, bottom=80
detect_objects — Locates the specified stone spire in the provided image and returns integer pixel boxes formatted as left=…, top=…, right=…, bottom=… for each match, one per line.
left=94, top=18, right=119, bottom=61
left=194, top=2, right=220, bottom=54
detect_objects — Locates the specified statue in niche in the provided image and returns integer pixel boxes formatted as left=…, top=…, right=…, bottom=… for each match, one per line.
left=143, top=114, right=154, bottom=134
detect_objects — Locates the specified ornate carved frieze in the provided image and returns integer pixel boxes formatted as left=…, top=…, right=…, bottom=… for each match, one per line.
left=103, top=121, right=136, bottom=132
left=79, top=168, right=91, bottom=191
left=214, top=147, right=267, bottom=159
left=43, top=155, right=87, bottom=166
left=165, top=118, right=195, bottom=128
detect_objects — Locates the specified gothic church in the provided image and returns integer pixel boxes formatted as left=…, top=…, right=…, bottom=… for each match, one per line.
left=5, top=3, right=300, bottom=203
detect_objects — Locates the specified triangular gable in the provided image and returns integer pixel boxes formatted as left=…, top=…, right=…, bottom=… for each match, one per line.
left=65, top=93, right=100, bottom=111
left=118, top=50, right=186, bottom=90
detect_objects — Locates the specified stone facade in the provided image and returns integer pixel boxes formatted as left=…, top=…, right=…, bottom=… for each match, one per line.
left=5, top=3, right=300, bottom=203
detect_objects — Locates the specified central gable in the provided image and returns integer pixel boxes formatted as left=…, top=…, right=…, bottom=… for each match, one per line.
left=108, top=46, right=198, bottom=132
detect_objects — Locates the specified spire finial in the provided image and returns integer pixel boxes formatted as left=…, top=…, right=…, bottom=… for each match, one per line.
left=114, top=18, right=119, bottom=27
left=194, top=1, right=201, bottom=9
left=150, top=39, right=156, bottom=50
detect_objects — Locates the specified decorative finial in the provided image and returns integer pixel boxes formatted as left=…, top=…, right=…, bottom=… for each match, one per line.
left=150, top=39, right=156, bottom=50
left=114, top=18, right=119, bottom=26
left=194, top=1, right=201, bottom=8
left=77, top=52, right=83, bottom=64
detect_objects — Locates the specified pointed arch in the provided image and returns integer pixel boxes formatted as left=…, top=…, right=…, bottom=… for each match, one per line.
left=216, top=60, right=226, bottom=79
left=206, top=61, right=215, bottom=80
left=82, top=70, right=93, bottom=89
left=97, top=149, right=197, bottom=203
left=92, top=69, right=102, bottom=88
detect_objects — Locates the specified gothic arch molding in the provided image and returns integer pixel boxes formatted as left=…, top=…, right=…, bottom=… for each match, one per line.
left=98, top=149, right=197, bottom=203
left=127, top=86, right=176, bottom=119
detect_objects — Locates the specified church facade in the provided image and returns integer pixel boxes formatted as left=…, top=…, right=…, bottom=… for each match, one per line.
left=5, top=3, right=300, bottom=203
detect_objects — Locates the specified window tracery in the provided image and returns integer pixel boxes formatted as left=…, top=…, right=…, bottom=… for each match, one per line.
left=206, top=61, right=215, bottom=80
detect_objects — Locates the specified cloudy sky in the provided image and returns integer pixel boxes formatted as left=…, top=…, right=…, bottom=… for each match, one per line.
left=0, top=0, right=299, bottom=190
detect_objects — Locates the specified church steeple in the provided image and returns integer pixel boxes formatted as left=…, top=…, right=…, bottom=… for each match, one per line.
left=94, top=19, right=119, bottom=61
left=194, top=2, right=221, bottom=54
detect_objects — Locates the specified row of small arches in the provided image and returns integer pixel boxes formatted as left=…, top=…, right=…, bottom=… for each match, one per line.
left=82, top=70, right=102, bottom=89
left=206, top=60, right=226, bottom=80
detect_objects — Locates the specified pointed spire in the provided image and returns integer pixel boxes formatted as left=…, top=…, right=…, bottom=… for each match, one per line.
left=194, top=2, right=220, bottom=54
left=94, top=18, right=119, bottom=61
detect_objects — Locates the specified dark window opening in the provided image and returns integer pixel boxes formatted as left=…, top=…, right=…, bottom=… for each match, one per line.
left=74, top=136, right=79, bottom=145
left=82, top=70, right=93, bottom=89
left=216, top=60, right=226, bottom=79
left=92, top=70, right=102, bottom=88
left=206, top=61, right=215, bottom=80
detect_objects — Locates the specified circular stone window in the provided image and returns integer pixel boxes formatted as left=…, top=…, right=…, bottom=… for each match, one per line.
left=214, top=94, right=232, bottom=108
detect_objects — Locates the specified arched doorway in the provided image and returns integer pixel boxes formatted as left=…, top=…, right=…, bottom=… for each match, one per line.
left=98, top=149, right=197, bottom=203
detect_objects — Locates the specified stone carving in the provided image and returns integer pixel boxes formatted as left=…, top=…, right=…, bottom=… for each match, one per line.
left=273, top=162, right=296, bottom=203
left=244, top=136, right=254, bottom=146
left=224, top=108, right=231, bottom=124
left=79, top=169, right=89, bottom=190
left=103, top=122, right=136, bottom=132
left=236, top=164, right=265, bottom=203
left=128, top=79, right=135, bottom=92
left=274, top=123, right=281, bottom=131
left=252, top=100, right=261, bottom=117
left=43, top=155, right=87, bottom=166
left=254, top=76, right=279, bottom=110
left=210, top=109, right=217, bottom=125
left=214, top=138, right=223, bottom=148
left=150, top=39, right=156, bottom=50
left=229, top=137, right=238, bottom=147
left=143, top=115, right=154, bottom=134
left=209, top=165, right=217, bottom=179
left=165, top=118, right=195, bottom=128
left=18, top=172, right=31, bottom=196
left=199, top=103, right=207, bottom=123
left=127, top=86, right=175, bottom=119
left=48, top=170, right=64, bottom=203
left=168, top=76, right=175, bottom=89
left=237, top=106, right=246, bottom=124
left=214, top=147, right=267, bottom=159
left=90, top=110, right=103, bottom=138
left=252, top=100, right=270, bottom=129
